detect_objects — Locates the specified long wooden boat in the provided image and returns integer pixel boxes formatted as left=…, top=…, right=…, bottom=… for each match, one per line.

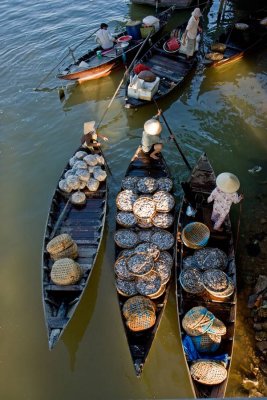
left=42, top=143, right=107, bottom=349
left=131, top=0, right=193, bottom=8
left=124, top=23, right=200, bottom=108
left=175, top=153, right=237, bottom=398
left=205, top=10, right=267, bottom=67
left=57, top=7, right=175, bottom=83
left=114, top=146, right=176, bottom=376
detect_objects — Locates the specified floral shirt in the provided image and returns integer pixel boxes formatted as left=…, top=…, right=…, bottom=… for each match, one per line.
left=207, top=187, right=241, bottom=218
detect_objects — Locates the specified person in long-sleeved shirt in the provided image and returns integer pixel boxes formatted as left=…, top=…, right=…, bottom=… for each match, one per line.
left=207, top=172, right=243, bottom=231
left=182, top=8, right=202, bottom=57
left=95, top=23, right=116, bottom=50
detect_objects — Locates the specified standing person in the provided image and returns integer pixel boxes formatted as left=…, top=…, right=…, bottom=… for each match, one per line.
left=182, top=8, right=202, bottom=58
left=141, top=118, right=163, bottom=160
left=81, top=121, right=108, bottom=151
left=207, top=172, right=244, bottom=231
left=95, top=23, right=116, bottom=50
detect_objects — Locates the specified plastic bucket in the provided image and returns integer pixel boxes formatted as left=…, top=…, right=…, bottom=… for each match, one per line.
left=126, top=22, right=142, bottom=40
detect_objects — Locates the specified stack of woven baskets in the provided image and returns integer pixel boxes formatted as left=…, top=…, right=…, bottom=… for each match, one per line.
left=122, top=295, right=157, bottom=332
left=205, top=42, right=226, bottom=62
left=58, top=150, right=107, bottom=204
left=46, top=234, right=83, bottom=286
left=182, top=306, right=228, bottom=385
left=179, top=247, right=235, bottom=301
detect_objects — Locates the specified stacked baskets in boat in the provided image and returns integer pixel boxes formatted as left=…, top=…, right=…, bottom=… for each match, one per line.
left=46, top=234, right=83, bottom=285
left=182, top=306, right=228, bottom=385
left=58, top=151, right=107, bottom=205
left=114, top=176, right=175, bottom=331
left=179, top=247, right=235, bottom=301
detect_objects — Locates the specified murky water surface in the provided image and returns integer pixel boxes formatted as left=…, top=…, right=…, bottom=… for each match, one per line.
left=0, top=0, right=266, bottom=398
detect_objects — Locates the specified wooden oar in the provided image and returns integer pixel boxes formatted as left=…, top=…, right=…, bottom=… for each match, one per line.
left=152, top=98, right=192, bottom=171
left=35, top=27, right=100, bottom=90
left=50, top=198, right=71, bottom=239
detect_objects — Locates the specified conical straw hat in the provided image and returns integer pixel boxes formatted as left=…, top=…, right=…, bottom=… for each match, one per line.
left=216, top=172, right=240, bottom=193
left=84, top=121, right=96, bottom=135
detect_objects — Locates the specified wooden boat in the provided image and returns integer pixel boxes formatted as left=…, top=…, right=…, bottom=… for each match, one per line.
left=42, top=143, right=107, bottom=349
left=114, top=146, right=176, bottom=376
left=124, top=23, right=200, bottom=108
left=131, top=0, right=193, bottom=8
left=57, top=7, right=175, bottom=83
left=175, top=153, right=237, bottom=398
left=205, top=10, right=267, bottom=67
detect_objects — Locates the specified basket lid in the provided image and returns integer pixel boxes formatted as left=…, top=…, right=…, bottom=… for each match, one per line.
left=190, top=360, right=227, bottom=385
left=182, top=222, right=210, bottom=249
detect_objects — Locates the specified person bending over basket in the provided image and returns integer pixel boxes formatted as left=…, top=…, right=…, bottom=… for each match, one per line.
left=182, top=8, right=202, bottom=58
left=141, top=118, right=164, bottom=160
left=207, top=172, right=244, bottom=231
left=81, top=121, right=108, bottom=152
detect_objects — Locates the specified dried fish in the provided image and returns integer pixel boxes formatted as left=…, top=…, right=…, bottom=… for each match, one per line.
left=114, top=229, right=139, bottom=249
left=137, top=177, right=158, bottom=194
left=151, top=229, right=175, bottom=250
left=116, top=190, right=138, bottom=212
left=153, top=191, right=175, bottom=213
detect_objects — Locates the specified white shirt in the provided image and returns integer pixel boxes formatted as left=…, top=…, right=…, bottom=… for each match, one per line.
left=95, top=29, right=114, bottom=50
left=186, top=16, right=199, bottom=40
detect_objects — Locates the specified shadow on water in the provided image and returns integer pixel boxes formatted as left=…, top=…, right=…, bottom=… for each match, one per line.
left=61, top=230, right=107, bottom=371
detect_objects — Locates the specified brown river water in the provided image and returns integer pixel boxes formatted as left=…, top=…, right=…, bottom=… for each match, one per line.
left=0, top=0, right=266, bottom=398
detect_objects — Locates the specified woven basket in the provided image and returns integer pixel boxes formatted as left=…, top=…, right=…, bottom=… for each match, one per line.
left=114, top=256, right=135, bottom=281
left=51, top=242, right=78, bottom=261
left=205, top=52, right=224, bottom=61
left=116, top=278, right=138, bottom=297
left=136, top=270, right=162, bottom=296
left=179, top=267, right=204, bottom=294
left=127, top=252, right=154, bottom=276
left=210, top=43, right=226, bottom=52
left=207, top=317, right=226, bottom=336
left=116, top=190, right=138, bottom=212
left=121, top=176, right=139, bottom=191
left=148, top=283, right=166, bottom=299
left=46, top=234, right=74, bottom=255
left=116, top=211, right=137, bottom=228
left=136, top=216, right=153, bottom=229
left=182, top=306, right=214, bottom=336
left=190, top=360, right=227, bottom=385
left=154, top=258, right=172, bottom=285
left=191, top=332, right=221, bottom=353
left=157, top=177, right=173, bottom=192
left=193, top=247, right=228, bottom=271
left=203, top=270, right=235, bottom=301
left=152, top=212, right=174, bottom=229
left=137, top=177, right=158, bottom=194
left=137, top=229, right=153, bottom=243
left=151, top=229, right=175, bottom=251
left=134, top=242, right=160, bottom=260
left=126, top=308, right=156, bottom=332
left=50, top=258, right=83, bottom=285
left=114, top=229, right=139, bottom=249
left=181, top=222, right=210, bottom=249
left=122, top=295, right=156, bottom=319
left=133, top=197, right=156, bottom=219
left=153, top=191, right=175, bottom=213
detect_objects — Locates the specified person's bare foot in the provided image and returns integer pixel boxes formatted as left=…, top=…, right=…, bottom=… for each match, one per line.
left=150, top=154, right=159, bottom=160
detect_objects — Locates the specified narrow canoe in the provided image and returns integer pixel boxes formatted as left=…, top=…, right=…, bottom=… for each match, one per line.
left=124, top=23, right=200, bottom=108
left=175, top=153, right=237, bottom=398
left=114, top=146, right=176, bottom=376
left=205, top=10, right=267, bottom=67
left=57, top=7, right=175, bottom=83
left=42, top=144, right=107, bottom=349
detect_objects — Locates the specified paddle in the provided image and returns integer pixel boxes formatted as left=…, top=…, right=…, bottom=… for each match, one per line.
left=50, top=198, right=71, bottom=239
left=35, top=27, right=100, bottom=90
left=152, top=98, right=192, bottom=171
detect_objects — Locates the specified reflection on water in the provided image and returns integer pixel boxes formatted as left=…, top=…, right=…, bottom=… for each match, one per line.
left=0, top=0, right=267, bottom=398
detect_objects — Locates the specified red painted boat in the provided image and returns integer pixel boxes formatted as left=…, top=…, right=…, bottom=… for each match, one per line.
left=57, top=7, right=175, bottom=83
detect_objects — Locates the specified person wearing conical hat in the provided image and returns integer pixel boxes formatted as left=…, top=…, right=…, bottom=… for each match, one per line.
left=182, top=8, right=202, bottom=58
left=207, top=172, right=244, bottom=231
left=81, top=121, right=108, bottom=152
left=141, top=118, right=163, bottom=160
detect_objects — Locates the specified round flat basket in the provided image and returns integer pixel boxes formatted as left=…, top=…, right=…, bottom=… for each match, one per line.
left=114, top=229, right=139, bottom=249
left=116, top=190, right=138, bottom=212
left=50, top=258, right=83, bottom=286
left=118, top=248, right=136, bottom=259
left=183, top=256, right=197, bottom=269
left=116, top=278, right=138, bottom=297
left=210, top=43, right=226, bottom=52
left=156, top=251, right=173, bottom=268
left=157, top=177, right=173, bottom=192
left=147, top=283, right=166, bottom=299
left=71, top=191, right=86, bottom=205
left=126, top=308, right=156, bottom=332
left=135, top=242, right=160, bottom=260
left=137, top=177, right=158, bottom=194
left=51, top=242, right=78, bottom=261
left=151, top=229, right=175, bottom=251
left=205, top=52, right=224, bottom=61
left=114, top=256, right=135, bottom=281
left=136, top=216, right=153, bottom=229
left=190, top=360, right=227, bottom=385
left=152, top=212, right=174, bottom=229
left=121, top=176, right=139, bottom=191
left=191, top=332, right=221, bottom=353
left=116, top=211, right=137, bottom=228
left=193, top=247, right=228, bottom=270
left=153, top=191, right=175, bottom=212
left=182, top=306, right=214, bottom=336
left=203, top=270, right=235, bottom=301
left=122, top=295, right=156, bottom=319
left=133, top=197, right=156, bottom=219
left=136, top=270, right=162, bottom=296
left=179, top=267, right=204, bottom=294
left=154, top=258, right=172, bottom=285
left=46, top=234, right=74, bottom=255
left=137, top=229, right=153, bottom=243
left=182, top=222, right=210, bottom=249
left=127, top=252, right=154, bottom=276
